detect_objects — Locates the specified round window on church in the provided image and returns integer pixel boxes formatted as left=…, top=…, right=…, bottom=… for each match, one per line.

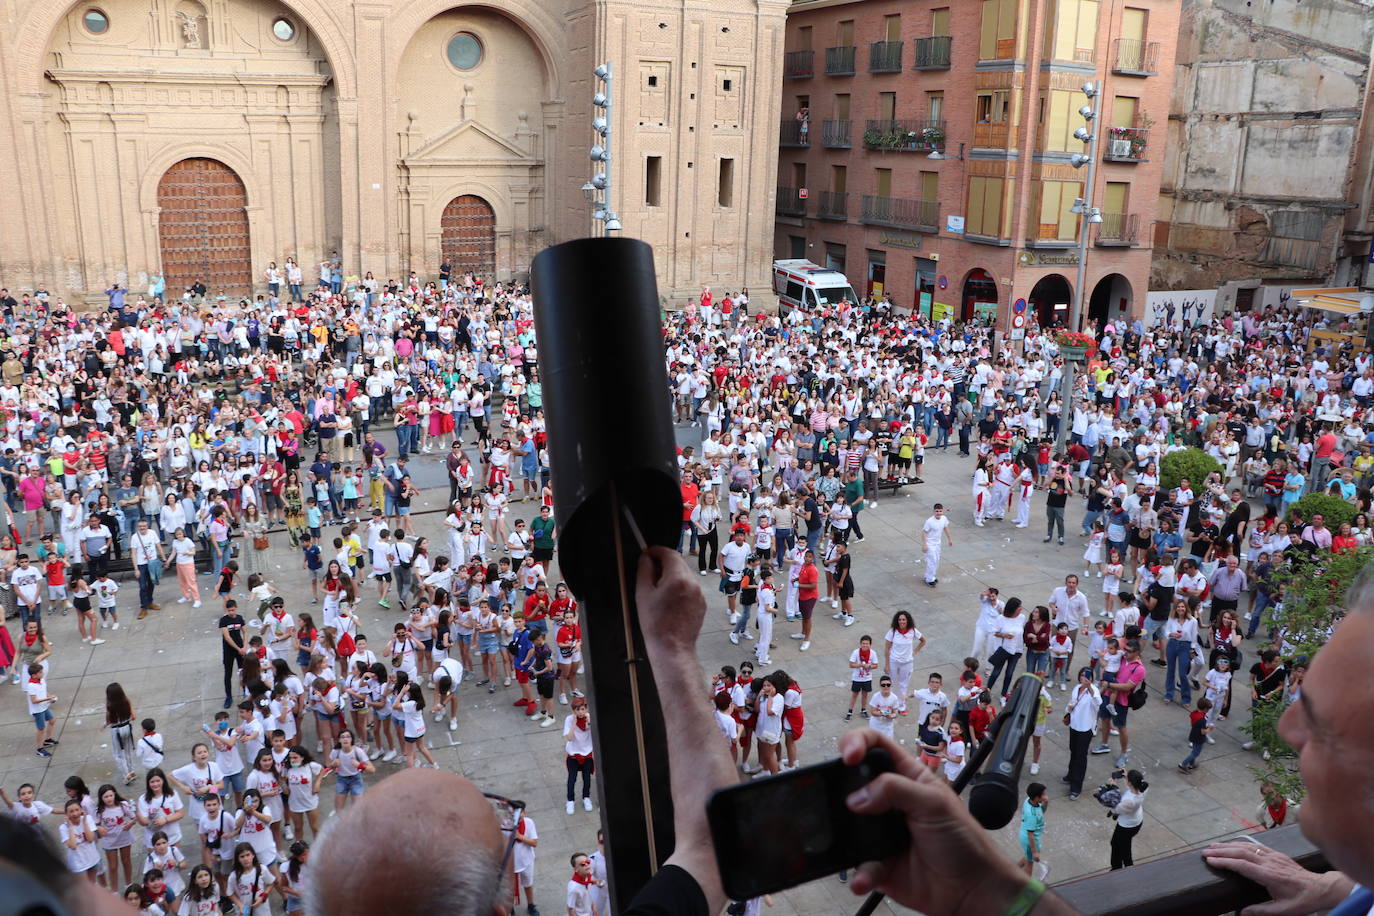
left=83, top=9, right=109, bottom=34
left=272, top=17, right=296, bottom=42
left=446, top=32, right=483, bottom=71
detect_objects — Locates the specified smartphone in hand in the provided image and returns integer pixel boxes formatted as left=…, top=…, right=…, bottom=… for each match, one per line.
left=706, top=747, right=910, bottom=900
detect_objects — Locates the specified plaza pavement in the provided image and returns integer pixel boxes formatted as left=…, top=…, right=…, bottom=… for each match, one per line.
left=0, top=429, right=1275, bottom=914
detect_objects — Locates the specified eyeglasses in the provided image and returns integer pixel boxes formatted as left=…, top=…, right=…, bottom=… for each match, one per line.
left=485, top=793, right=526, bottom=901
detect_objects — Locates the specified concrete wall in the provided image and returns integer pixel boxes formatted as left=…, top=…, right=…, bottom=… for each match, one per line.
left=1153, top=0, right=1374, bottom=291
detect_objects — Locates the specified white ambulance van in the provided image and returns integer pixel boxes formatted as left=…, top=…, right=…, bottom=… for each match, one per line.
left=772, top=260, right=857, bottom=316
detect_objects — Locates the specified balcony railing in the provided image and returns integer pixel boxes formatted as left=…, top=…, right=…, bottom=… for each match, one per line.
left=869, top=40, right=903, bottom=73
left=776, top=185, right=806, bottom=217
left=863, top=119, right=946, bottom=152
left=817, top=190, right=849, bottom=221
left=912, top=35, right=953, bottom=69
left=860, top=195, right=939, bottom=231
left=974, top=121, right=1010, bottom=148
left=1054, top=824, right=1323, bottom=916
left=821, top=119, right=852, bottom=148
left=825, top=45, right=856, bottom=75
left=1113, top=38, right=1159, bottom=75
left=783, top=49, right=815, bottom=78
left=779, top=118, right=810, bottom=147
left=1104, top=126, right=1148, bottom=162
left=1097, top=212, right=1139, bottom=246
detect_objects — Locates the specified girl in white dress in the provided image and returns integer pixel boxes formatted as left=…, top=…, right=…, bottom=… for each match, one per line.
left=1102, top=549, right=1124, bottom=616
left=1083, top=521, right=1106, bottom=577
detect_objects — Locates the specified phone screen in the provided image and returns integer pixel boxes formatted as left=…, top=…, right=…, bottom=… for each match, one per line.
left=707, top=749, right=908, bottom=900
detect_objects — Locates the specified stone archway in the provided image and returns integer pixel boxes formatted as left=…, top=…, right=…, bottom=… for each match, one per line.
left=961, top=268, right=999, bottom=322
left=157, top=158, right=252, bottom=296
left=1089, top=273, right=1134, bottom=329
left=440, top=195, right=496, bottom=280
left=1028, top=274, right=1073, bottom=328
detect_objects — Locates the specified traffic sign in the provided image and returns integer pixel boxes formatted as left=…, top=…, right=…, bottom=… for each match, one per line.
left=1012, top=313, right=1025, bottom=329
left=1013, top=298, right=1027, bottom=314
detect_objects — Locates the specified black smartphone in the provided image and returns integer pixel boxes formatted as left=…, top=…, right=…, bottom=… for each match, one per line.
left=706, top=747, right=910, bottom=900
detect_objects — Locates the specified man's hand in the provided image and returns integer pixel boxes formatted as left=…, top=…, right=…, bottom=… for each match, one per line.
left=637, top=547, right=706, bottom=654
left=838, top=729, right=1050, bottom=916
left=1202, top=841, right=1354, bottom=916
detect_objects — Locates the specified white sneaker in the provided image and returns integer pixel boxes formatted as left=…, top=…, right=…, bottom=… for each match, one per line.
left=382, top=749, right=397, bottom=762
left=700, top=569, right=709, bottom=576
left=192, top=600, right=202, bottom=608
left=90, top=637, right=106, bottom=646
left=566, top=800, right=576, bottom=815
left=572, top=690, right=584, bottom=698
left=1029, top=763, right=1040, bottom=775
left=540, top=715, right=555, bottom=728
left=369, top=748, right=383, bottom=760
left=729, top=632, right=739, bottom=645
left=316, top=740, right=324, bottom=753
left=560, top=693, right=569, bottom=705
left=833, top=611, right=845, bottom=620
left=844, top=615, right=855, bottom=627
left=432, top=709, right=444, bottom=722
left=503, top=677, right=512, bottom=687
left=800, top=641, right=811, bottom=651
left=284, top=824, right=295, bottom=840
left=100, top=619, right=109, bottom=629
left=81, top=636, right=91, bottom=644
left=741, top=631, right=754, bottom=640
left=449, top=718, right=458, bottom=731
left=1206, top=735, right=1216, bottom=744
left=729, top=612, right=740, bottom=625
left=583, top=797, right=593, bottom=811
left=177, top=597, right=188, bottom=604
left=830, top=599, right=839, bottom=608
left=111, top=621, right=119, bottom=630
left=790, top=633, right=805, bottom=639
left=1096, top=571, right=1102, bottom=578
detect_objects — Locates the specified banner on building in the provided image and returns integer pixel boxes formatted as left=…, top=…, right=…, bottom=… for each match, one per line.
left=1145, top=289, right=1216, bottom=328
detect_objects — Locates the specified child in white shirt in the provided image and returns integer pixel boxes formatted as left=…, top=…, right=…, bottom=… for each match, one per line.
left=755, top=575, right=776, bottom=668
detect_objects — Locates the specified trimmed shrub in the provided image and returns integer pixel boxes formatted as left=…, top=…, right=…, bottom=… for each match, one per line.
left=1159, top=448, right=1223, bottom=492
left=1286, top=492, right=1357, bottom=530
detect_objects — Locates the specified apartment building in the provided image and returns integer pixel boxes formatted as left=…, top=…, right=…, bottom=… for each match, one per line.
left=775, top=0, right=1176, bottom=329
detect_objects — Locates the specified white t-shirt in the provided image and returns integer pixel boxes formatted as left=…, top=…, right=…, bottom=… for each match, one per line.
left=923, top=514, right=950, bottom=548
left=433, top=657, right=463, bottom=691
left=849, top=648, right=877, bottom=683
left=60, top=815, right=101, bottom=872
left=943, top=738, right=966, bottom=781
left=285, top=762, right=323, bottom=813
left=11, top=566, right=41, bottom=605
left=869, top=691, right=901, bottom=736
left=228, top=864, right=273, bottom=915
left=884, top=627, right=922, bottom=664
left=564, top=715, right=594, bottom=757
left=7, top=798, right=53, bottom=825
left=912, top=687, right=950, bottom=724
left=136, top=792, right=184, bottom=846
left=511, top=817, right=538, bottom=874
left=24, top=677, right=51, bottom=715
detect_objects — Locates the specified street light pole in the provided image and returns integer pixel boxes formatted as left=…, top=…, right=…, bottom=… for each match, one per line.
left=590, top=63, right=621, bottom=235
left=1055, top=81, right=1104, bottom=453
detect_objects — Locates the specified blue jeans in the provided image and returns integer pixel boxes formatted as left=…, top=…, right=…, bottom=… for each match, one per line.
left=806, top=527, right=822, bottom=555
left=1165, top=638, right=1192, bottom=703
left=1181, top=739, right=1205, bottom=768
left=1025, top=649, right=1049, bottom=675
left=137, top=563, right=155, bottom=609
left=1246, top=592, right=1270, bottom=639
left=989, top=648, right=1022, bottom=697
left=1081, top=509, right=1103, bottom=536
left=733, top=602, right=753, bottom=635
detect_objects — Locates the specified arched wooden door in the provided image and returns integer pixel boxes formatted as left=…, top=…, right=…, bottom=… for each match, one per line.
left=157, top=158, right=252, bottom=297
left=440, top=195, right=496, bottom=280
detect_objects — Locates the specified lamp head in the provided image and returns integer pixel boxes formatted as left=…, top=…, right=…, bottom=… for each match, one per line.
left=1073, top=126, right=1092, bottom=142
left=592, top=116, right=609, bottom=135
left=1081, top=81, right=1098, bottom=98
left=1078, top=105, right=1096, bottom=121
left=604, top=216, right=622, bottom=232
left=593, top=93, right=610, bottom=109
left=590, top=145, right=609, bottom=162
left=1070, top=154, right=1091, bottom=168
left=594, top=64, right=611, bottom=81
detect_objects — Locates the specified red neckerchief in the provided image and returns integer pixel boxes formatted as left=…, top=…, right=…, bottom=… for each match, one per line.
left=572, top=871, right=595, bottom=886
left=1267, top=799, right=1287, bottom=826
left=576, top=715, right=589, bottom=731
left=22, top=632, right=38, bottom=647
left=29, top=675, right=42, bottom=684
left=859, top=647, right=872, bottom=665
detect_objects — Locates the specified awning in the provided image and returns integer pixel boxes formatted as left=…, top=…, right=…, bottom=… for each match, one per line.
left=1292, top=287, right=1369, bottom=315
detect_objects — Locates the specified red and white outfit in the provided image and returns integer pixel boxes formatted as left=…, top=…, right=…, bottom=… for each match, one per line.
left=1014, top=466, right=1034, bottom=528
left=991, top=458, right=1016, bottom=519
left=972, top=466, right=991, bottom=526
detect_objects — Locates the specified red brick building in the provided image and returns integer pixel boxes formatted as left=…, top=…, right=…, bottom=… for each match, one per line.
left=774, top=0, right=1177, bottom=329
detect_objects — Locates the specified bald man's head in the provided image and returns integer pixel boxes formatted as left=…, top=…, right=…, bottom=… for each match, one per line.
left=306, top=769, right=507, bottom=916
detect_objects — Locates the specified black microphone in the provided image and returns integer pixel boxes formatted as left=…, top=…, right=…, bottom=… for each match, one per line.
left=966, top=671, right=1043, bottom=830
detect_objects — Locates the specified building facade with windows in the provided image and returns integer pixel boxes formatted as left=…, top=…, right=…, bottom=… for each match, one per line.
left=0, top=0, right=786, bottom=301
left=774, top=0, right=1176, bottom=329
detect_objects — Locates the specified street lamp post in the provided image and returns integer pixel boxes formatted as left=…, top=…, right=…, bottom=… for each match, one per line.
left=589, top=63, right=621, bottom=235
left=1055, top=81, right=1104, bottom=453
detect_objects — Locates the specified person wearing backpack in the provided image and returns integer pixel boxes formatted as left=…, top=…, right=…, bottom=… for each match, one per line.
left=1091, top=638, right=1146, bottom=768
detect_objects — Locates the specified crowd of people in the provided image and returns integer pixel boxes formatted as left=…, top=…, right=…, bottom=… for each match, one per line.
left=0, top=258, right=1368, bottom=913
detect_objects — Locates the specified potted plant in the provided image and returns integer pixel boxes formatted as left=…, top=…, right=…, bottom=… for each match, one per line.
left=1053, top=330, right=1097, bottom=361
left=921, top=125, right=946, bottom=148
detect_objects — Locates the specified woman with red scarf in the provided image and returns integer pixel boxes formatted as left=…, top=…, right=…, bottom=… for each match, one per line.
left=562, top=697, right=595, bottom=815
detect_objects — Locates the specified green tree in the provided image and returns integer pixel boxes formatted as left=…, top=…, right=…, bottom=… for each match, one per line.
left=1241, top=544, right=1374, bottom=800
left=1286, top=492, right=1357, bottom=531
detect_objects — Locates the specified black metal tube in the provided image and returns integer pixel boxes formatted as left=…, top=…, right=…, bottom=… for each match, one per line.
left=531, top=237, right=680, bottom=913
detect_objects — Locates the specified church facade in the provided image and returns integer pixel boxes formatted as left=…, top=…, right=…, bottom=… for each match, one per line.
left=0, top=0, right=787, bottom=302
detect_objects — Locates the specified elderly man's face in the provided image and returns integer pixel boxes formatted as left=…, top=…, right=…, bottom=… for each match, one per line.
left=1280, top=611, right=1374, bottom=885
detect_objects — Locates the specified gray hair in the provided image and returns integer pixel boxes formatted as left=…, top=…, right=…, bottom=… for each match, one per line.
left=304, top=809, right=503, bottom=916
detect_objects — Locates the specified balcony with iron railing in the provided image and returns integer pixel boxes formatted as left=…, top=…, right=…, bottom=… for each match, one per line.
left=1096, top=212, right=1139, bottom=246
left=862, top=119, right=946, bottom=152
left=825, top=45, right=856, bottom=75
left=860, top=195, right=939, bottom=232
left=779, top=118, right=810, bottom=148
left=1113, top=38, right=1159, bottom=75
left=912, top=35, right=953, bottom=69
left=820, top=119, right=851, bottom=148
left=817, top=190, right=849, bottom=221
left=776, top=186, right=806, bottom=218
left=1103, top=126, right=1148, bottom=162
left=869, top=40, right=903, bottom=73
left=783, top=49, right=815, bottom=79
